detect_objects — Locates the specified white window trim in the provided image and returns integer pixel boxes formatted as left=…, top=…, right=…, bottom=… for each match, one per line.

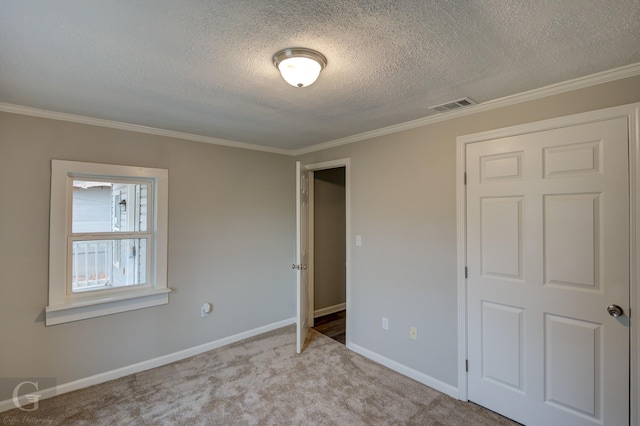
left=46, top=160, right=169, bottom=326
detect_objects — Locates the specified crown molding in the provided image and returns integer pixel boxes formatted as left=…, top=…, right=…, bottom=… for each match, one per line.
left=2, top=62, right=639, bottom=157
left=293, top=62, right=640, bottom=156
left=0, top=103, right=292, bottom=156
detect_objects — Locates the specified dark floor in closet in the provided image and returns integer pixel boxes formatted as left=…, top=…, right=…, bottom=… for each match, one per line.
left=312, top=310, right=346, bottom=344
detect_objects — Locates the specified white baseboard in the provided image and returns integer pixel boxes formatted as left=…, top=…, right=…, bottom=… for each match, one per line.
left=346, top=342, right=459, bottom=400
left=0, top=317, right=295, bottom=413
left=314, top=302, right=346, bottom=318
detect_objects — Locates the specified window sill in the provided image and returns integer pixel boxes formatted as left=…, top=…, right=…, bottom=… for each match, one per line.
left=45, top=288, right=171, bottom=326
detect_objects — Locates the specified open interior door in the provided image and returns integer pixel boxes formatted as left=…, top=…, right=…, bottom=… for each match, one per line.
left=295, top=161, right=310, bottom=353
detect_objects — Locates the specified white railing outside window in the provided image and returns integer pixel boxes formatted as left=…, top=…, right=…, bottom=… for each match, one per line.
left=71, top=241, right=112, bottom=290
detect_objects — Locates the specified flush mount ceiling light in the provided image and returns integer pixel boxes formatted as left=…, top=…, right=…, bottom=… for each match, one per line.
left=273, top=48, right=327, bottom=88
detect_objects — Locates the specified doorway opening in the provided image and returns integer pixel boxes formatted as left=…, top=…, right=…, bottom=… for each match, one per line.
left=310, top=166, right=346, bottom=344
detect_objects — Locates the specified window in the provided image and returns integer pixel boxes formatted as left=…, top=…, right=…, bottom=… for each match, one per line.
left=46, top=160, right=169, bottom=325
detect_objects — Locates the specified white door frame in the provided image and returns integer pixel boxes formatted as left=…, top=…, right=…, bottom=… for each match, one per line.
left=455, top=103, right=640, bottom=423
left=304, top=158, right=351, bottom=345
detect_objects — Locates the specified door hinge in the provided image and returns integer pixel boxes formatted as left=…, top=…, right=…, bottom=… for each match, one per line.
left=466, top=359, right=469, bottom=372
left=464, top=172, right=467, bottom=185
left=465, top=266, right=468, bottom=279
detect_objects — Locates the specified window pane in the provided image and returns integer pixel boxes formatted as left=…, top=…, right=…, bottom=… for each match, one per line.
left=71, top=239, right=147, bottom=292
left=72, top=180, right=148, bottom=233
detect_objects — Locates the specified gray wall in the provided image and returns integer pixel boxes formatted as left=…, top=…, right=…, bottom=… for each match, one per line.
left=296, top=75, right=640, bottom=387
left=0, top=113, right=295, bottom=400
left=0, top=73, right=638, bottom=400
left=313, top=168, right=346, bottom=313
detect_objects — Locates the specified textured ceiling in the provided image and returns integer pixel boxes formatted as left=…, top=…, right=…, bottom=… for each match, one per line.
left=1, top=1, right=639, bottom=150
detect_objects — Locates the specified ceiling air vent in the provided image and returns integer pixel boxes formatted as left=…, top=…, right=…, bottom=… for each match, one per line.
left=429, top=97, right=477, bottom=113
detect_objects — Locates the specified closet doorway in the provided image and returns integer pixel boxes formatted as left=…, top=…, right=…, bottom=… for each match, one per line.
left=309, top=165, right=347, bottom=345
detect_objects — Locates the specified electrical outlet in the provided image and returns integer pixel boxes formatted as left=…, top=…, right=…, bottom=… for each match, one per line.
left=382, top=317, right=389, bottom=330
left=410, top=326, right=418, bottom=340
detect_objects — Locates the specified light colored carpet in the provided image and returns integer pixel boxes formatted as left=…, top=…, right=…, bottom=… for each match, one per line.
left=1, top=325, right=516, bottom=425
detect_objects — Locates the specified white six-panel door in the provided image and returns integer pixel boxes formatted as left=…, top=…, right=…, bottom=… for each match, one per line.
left=466, top=117, right=630, bottom=425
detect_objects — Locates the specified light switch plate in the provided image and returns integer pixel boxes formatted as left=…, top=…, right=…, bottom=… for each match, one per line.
left=410, top=326, right=418, bottom=340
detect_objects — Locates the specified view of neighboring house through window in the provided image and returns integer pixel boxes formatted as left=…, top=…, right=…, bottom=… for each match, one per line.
left=71, top=180, right=148, bottom=292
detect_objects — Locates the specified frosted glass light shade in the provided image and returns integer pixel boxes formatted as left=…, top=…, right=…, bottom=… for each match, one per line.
left=278, top=57, right=322, bottom=87
left=273, top=48, right=327, bottom=88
